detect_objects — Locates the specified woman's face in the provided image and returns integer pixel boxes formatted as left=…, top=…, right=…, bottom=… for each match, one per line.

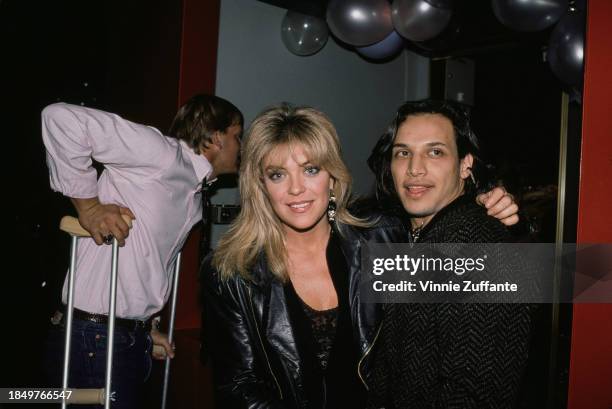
left=263, top=144, right=332, bottom=233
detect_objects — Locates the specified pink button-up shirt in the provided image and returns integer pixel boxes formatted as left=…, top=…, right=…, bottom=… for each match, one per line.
left=42, top=103, right=212, bottom=320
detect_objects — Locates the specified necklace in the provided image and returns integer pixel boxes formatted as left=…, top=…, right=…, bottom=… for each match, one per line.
left=410, top=221, right=425, bottom=243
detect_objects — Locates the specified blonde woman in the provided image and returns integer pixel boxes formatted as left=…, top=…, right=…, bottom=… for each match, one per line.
left=201, top=104, right=517, bottom=409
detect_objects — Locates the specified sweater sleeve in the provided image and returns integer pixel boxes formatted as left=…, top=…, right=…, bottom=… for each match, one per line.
left=432, top=207, right=533, bottom=408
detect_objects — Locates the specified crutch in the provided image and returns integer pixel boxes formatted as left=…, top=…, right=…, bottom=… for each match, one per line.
left=159, top=251, right=181, bottom=409
left=59, top=215, right=131, bottom=408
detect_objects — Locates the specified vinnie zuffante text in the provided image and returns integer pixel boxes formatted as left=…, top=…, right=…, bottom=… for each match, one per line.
left=370, top=254, right=518, bottom=293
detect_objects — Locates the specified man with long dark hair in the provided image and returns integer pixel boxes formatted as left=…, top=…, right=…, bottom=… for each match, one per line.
left=366, top=99, right=532, bottom=409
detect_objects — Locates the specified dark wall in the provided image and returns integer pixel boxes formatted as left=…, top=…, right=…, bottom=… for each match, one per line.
left=472, top=47, right=562, bottom=195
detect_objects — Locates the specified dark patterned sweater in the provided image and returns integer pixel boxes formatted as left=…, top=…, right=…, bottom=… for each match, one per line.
left=367, top=194, right=533, bottom=409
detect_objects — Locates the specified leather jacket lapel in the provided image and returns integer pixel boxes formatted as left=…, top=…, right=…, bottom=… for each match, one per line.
left=339, top=235, right=383, bottom=356
left=265, top=281, right=302, bottom=368
left=249, top=256, right=303, bottom=375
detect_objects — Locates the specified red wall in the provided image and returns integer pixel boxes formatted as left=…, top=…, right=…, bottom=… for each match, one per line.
left=174, top=0, right=221, bottom=330
left=567, top=0, right=612, bottom=407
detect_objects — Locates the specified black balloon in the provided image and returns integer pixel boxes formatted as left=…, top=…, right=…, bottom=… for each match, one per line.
left=392, top=0, right=453, bottom=42
left=492, top=0, right=569, bottom=32
left=548, top=10, right=585, bottom=86
left=426, top=0, right=453, bottom=7
left=326, top=0, right=393, bottom=46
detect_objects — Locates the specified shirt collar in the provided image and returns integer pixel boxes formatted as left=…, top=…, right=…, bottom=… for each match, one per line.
left=178, top=140, right=215, bottom=189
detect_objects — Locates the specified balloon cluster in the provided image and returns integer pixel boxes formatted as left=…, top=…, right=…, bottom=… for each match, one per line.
left=491, top=0, right=585, bottom=87
left=280, top=0, right=585, bottom=85
left=326, top=0, right=454, bottom=60
left=281, top=0, right=455, bottom=60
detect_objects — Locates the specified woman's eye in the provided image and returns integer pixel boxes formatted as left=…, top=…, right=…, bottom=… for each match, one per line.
left=305, top=166, right=320, bottom=175
left=394, top=150, right=410, bottom=158
left=267, top=171, right=283, bottom=181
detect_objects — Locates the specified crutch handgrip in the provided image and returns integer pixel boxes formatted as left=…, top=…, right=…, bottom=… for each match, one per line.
left=60, top=215, right=133, bottom=237
left=65, top=388, right=105, bottom=404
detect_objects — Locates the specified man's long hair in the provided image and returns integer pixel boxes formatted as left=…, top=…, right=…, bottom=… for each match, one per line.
left=367, top=99, right=493, bottom=215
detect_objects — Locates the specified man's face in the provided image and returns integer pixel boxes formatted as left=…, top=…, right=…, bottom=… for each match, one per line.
left=390, top=113, right=473, bottom=228
left=215, top=124, right=242, bottom=175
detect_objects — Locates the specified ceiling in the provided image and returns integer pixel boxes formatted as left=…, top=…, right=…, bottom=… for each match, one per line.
left=257, top=0, right=329, bottom=17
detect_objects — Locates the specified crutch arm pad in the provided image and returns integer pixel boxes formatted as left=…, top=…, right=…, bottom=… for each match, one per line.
left=65, top=388, right=105, bottom=404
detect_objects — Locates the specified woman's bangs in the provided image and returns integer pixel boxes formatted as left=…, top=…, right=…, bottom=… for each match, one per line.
left=286, top=130, right=333, bottom=169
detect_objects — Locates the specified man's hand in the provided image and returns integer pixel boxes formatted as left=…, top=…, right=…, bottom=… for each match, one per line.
left=476, top=187, right=519, bottom=226
left=71, top=197, right=135, bottom=246
left=151, top=328, right=175, bottom=360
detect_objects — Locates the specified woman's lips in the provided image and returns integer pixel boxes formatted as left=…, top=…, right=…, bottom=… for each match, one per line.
left=287, top=200, right=313, bottom=213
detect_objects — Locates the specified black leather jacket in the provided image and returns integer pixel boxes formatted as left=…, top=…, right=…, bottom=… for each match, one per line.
left=201, top=218, right=407, bottom=409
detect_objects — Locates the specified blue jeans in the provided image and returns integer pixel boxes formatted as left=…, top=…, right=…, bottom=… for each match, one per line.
left=45, top=318, right=153, bottom=409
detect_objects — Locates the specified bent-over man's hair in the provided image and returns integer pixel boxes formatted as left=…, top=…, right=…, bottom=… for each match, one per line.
left=169, top=94, right=243, bottom=153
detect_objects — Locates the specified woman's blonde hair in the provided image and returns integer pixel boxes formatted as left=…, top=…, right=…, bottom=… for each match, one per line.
left=213, top=103, right=368, bottom=282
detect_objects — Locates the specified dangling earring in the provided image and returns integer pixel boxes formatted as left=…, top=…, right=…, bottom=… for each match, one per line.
left=327, top=190, right=337, bottom=223
left=468, top=168, right=476, bottom=185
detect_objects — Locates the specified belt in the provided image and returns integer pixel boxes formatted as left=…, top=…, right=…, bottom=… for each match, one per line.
left=67, top=307, right=152, bottom=332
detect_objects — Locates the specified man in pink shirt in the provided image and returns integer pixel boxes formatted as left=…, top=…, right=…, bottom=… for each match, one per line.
left=42, top=94, right=243, bottom=408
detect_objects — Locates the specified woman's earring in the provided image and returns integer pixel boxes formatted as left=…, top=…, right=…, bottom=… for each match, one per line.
left=327, top=190, right=337, bottom=222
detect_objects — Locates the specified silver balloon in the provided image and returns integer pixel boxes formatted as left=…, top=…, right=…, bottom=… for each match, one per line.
left=492, top=0, right=569, bottom=32
left=281, top=11, right=329, bottom=56
left=326, top=0, right=393, bottom=47
left=392, top=0, right=453, bottom=42
left=548, top=10, right=585, bottom=86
